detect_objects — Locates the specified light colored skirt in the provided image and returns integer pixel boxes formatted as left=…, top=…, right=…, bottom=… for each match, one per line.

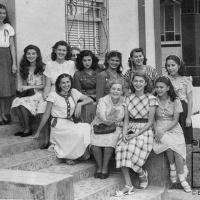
left=153, top=120, right=186, bottom=160
left=49, top=118, right=91, bottom=159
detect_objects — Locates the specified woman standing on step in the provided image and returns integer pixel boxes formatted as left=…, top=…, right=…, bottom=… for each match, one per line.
left=11, top=45, right=45, bottom=137
left=0, top=4, right=17, bottom=125
left=115, top=72, right=158, bottom=196
left=33, top=73, right=93, bottom=165
left=91, top=79, right=125, bottom=179
left=153, top=76, right=191, bottom=193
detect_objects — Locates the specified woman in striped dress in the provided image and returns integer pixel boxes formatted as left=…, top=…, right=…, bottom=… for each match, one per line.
left=123, top=48, right=158, bottom=95
left=115, top=72, right=158, bottom=196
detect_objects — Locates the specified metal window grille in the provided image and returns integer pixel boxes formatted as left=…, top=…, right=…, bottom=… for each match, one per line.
left=66, top=0, right=108, bottom=56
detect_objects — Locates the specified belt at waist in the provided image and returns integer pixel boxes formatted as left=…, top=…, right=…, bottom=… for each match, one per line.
left=129, top=118, right=148, bottom=123
left=51, top=116, right=72, bottom=127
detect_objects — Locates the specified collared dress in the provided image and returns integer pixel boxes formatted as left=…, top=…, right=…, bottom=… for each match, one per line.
left=47, top=89, right=91, bottom=159
left=169, top=75, right=193, bottom=144
left=91, top=95, right=125, bottom=148
left=73, top=70, right=97, bottom=123
left=115, top=94, right=158, bottom=173
left=11, top=72, right=44, bottom=115
left=0, top=23, right=16, bottom=97
left=153, top=98, right=186, bottom=160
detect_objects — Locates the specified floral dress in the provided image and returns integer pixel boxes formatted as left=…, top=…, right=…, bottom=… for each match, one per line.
left=11, top=73, right=44, bottom=115
left=115, top=94, right=158, bottom=173
left=153, top=98, right=186, bottom=160
left=91, top=95, right=125, bottom=148
left=169, top=76, right=193, bottom=144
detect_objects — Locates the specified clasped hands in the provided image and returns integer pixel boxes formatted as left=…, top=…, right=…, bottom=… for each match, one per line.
left=154, top=128, right=164, bottom=144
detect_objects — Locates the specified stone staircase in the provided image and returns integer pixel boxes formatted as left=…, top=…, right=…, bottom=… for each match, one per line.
left=0, top=122, right=196, bottom=200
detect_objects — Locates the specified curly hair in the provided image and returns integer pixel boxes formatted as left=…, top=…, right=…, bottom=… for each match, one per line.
left=165, top=55, right=186, bottom=76
left=51, top=41, right=71, bottom=61
left=155, top=76, right=177, bottom=102
left=104, top=51, right=123, bottom=74
left=128, top=48, right=147, bottom=69
left=130, top=72, right=153, bottom=94
left=0, top=4, right=10, bottom=24
left=20, top=45, right=45, bottom=80
left=55, top=73, right=73, bottom=93
left=76, top=50, right=99, bottom=71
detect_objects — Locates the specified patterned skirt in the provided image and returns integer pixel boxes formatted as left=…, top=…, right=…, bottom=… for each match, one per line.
left=115, top=122, right=154, bottom=173
left=0, top=47, right=16, bottom=97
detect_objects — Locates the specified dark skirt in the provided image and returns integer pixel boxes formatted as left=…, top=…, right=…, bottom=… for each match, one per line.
left=0, top=47, right=16, bottom=98
left=81, top=103, right=97, bottom=123
left=179, top=100, right=193, bottom=144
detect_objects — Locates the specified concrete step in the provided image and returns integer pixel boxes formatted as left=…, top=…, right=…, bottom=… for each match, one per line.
left=0, top=135, right=40, bottom=157
left=74, top=172, right=123, bottom=200
left=0, top=123, right=21, bottom=137
left=39, top=160, right=96, bottom=182
left=110, top=186, right=165, bottom=200
left=166, top=189, right=196, bottom=200
left=0, top=169, right=73, bottom=200
left=0, top=149, right=60, bottom=171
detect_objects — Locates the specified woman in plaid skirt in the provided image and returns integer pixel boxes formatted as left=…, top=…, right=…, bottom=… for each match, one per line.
left=115, top=72, right=158, bottom=196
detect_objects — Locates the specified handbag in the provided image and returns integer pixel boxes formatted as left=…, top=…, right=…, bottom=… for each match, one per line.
left=93, top=123, right=116, bottom=135
left=16, top=89, right=35, bottom=98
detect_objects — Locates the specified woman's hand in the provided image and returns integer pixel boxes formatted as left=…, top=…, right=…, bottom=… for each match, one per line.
left=12, top=64, right=17, bottom=74
left=74, top=103, right=82, bottom=118
left=154, top=129, right=164, bottom=144
left=42, top=91, right=49, bottom=100
left=186, top=117, right=192, bottom=127
left=21, top=85, right=31, bottom=91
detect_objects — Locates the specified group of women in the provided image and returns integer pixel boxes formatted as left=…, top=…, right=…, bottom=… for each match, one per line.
left=0, top=3, right=193, bottom=196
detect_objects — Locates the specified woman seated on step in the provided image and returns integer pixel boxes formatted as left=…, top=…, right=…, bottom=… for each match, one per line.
left=74, top=50, right=100, bottom=123
left=33, top=73, right=93, bottom=165
left=153, top=76, right=191, bottom=193
left=115, top=72, right=158, bottom=196
left=91, top=78, right=125, bottom=179
left=12, top=45, right=45, bottom=137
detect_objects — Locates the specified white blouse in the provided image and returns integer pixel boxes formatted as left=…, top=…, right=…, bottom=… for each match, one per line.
left=0, top=23, right=15, bottom=47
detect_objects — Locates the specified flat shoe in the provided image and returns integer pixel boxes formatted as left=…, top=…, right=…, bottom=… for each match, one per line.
left=21, top=132, right=32, bottom=137
left=14, top=131, right=24, bottom=136
left=115, top=185, right=134, bottom=197
left=100, top=172, right=109, bottom=179
left=0, top=121, right=5, bottom=125
left=94, top=172, right=101, bottom=178
left=40, top=143, right=50, bottom=149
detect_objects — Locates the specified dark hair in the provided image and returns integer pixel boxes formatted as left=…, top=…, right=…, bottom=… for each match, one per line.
left=165, top=55, right=186, bottom=76
left=55, top=73, right=73, bottom=93
left=128, top=48, right=147, bottom=69
left=76, top=50, right=99, bottom=71
left=155, top=76, right=177, bottom=102
left=131, top=72, right=153, bottom=93
left=51, top=41, right=71, bottom=61
left=104, top=51, right=122, bottom=74
left=0, top=4, right=10, bottom=24
left=20, top=45, right=45, bottom=80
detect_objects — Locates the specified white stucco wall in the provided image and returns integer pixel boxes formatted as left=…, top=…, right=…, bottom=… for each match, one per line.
left=109, top=0, right=139, bottom=72
left=14, top=0, right=66, bottom=63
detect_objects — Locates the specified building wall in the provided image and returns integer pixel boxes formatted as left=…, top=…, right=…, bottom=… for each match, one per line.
left=109, top=0, right=139, bottom=72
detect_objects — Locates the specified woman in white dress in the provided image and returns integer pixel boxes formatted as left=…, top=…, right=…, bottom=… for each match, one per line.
left=153, top=76, right=191, bottom=193
left=12, top=45, right=45, bottom=137
left=33, top=73, right=93, bottom=164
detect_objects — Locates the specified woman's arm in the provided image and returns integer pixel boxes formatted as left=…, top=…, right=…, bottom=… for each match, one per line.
left=122, top=106, right=129, bottom=142
left=33, top=102, right=52, bottom=138
left=73, top=72, right=82, bottom=91
left=9, top=37, right=17, bottom=74
left=186, top=91, right=193, bottom=127
left=43, top=76, right=51, bottom=99
left=96, top=73, right=106, bottom=102
left=74, top=94, right=93, bottom=118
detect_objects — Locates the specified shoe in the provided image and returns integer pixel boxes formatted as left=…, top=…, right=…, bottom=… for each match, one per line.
left=0, top=121, right=5, bottom=125
left=94, top=172, right=101, bottom=178
left=3, top=118, right=10, bottom=124
left=21, top=132, right=32, bottom=137
left=115, top=185, right=134, bottom=197
left=65, top=159, right=77, bottom=165
left=100, top=172, right=109, bottom=179
left=180, top=180, right=191, bottom=193
left=40, top=143, right=50, bottom=149
left=14, top=131, right=24, bottom=136
left=138, top=170, right=148, bottom=189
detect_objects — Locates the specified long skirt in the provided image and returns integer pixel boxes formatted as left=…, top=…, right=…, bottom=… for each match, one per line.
left=115, top=122, right=153, bottom=173
left=0, top=47, right=16, bottom=97
left=49, top=118, right=91, bottom=159
left=180, top=100, right=193, bottom=144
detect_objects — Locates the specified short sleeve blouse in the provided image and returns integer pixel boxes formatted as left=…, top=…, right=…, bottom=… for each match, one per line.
left=0, top=23, right=15, bottom=47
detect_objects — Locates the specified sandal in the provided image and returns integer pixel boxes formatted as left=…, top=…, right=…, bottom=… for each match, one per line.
left=139, top=170, right=148, bottom=189
left=170, top=168, right=177, bottom=183
left=180, top=180, right=191, bottom=193
left=115, top=185, right=134, bottom=197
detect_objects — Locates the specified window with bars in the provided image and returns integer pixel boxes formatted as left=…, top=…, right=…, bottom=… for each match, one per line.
left=66, top=0, right=108, bottom=57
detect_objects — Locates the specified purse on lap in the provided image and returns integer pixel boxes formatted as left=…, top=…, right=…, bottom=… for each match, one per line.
left=93, top=123, right=116, bottom=135
left=16, top=89, right=35, bottom=98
